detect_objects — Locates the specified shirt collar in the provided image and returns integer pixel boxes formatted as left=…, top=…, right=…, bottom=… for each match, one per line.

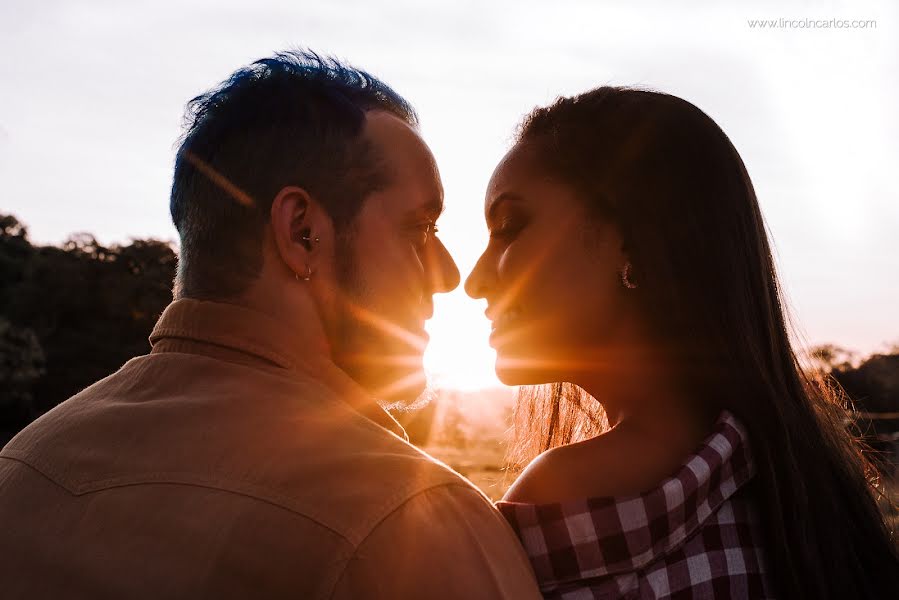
left=149, top=298, right=407, bottom=440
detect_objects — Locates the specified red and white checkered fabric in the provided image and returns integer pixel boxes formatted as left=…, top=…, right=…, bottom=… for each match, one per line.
left=497, top=411, right=774, bottom=599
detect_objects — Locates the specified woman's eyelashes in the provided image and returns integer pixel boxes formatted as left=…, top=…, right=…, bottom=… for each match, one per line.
left=489, top=214, right=526, bottom=241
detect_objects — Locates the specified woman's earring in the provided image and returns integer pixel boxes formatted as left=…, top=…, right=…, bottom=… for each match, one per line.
left=295, top=265, right=313, bottom=281
left=620, top=262, right=638, bottom=289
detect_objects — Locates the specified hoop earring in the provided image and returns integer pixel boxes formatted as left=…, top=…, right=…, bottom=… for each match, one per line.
left=295, top=265, right=313, bottom=281
left=620, top=262, right=638, bottom=289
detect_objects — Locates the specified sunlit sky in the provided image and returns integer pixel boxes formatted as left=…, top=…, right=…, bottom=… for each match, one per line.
left=2, top=0, right=897, bottom=390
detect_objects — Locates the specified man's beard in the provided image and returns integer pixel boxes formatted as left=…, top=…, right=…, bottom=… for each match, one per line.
left=330, top=234, right=429, bottom=408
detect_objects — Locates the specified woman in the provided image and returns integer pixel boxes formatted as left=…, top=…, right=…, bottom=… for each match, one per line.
left=464, top=87, right=899, bottom=599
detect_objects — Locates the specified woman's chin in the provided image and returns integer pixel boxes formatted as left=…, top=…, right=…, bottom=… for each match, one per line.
left=494, top=353, right=555, bottom=386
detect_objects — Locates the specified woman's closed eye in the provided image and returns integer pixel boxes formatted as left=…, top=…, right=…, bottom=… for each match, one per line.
left=489, top=216, right=526, bottom=241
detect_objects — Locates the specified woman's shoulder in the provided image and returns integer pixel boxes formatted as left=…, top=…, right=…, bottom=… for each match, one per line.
left=497, top=411, right=769, bottom=600
left=504, top=430, right=657, bottom=503
left=502, top=445, right=575, bottom=504
left=503, top=413, right=721, bottom=504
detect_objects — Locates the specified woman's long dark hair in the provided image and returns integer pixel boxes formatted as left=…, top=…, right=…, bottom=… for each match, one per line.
left=507, top=87, right=899, bottom=599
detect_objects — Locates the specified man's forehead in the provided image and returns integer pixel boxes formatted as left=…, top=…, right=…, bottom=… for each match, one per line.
left=363, top=110, right=444, bottom=216
left=364, top=109, right=419, bottom=138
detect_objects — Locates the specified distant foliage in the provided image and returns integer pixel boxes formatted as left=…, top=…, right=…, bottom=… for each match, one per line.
left=809, top=343, right=899, bottom=415
left=810, top=344, right=899, bottom=482
left=832, top=353, right=899, bottom=415
left=0, top=317, right=44, bottom=432
left=0, top=214, right=176, bottom=442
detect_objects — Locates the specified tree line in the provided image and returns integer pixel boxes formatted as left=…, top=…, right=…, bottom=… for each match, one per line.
left=1, top=214, right=176, bottom=442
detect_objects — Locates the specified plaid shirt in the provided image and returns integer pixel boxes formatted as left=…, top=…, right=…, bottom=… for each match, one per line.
left=497, top=411, right=774, bottom=599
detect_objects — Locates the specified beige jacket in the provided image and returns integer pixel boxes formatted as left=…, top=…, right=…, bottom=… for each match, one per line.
left=0, top=299, right=540, bottom=599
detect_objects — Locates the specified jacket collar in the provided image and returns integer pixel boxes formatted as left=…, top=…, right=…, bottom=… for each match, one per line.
left=149, top=298, right=408, bottom=440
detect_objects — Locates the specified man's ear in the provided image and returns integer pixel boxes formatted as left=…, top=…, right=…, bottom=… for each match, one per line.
left=270, top=186, right=331, bottom=279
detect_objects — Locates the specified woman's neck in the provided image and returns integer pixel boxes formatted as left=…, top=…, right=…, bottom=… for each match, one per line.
left=574, top=345, right=718, bottom=442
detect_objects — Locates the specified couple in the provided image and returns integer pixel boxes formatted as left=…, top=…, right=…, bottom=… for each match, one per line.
left=1, top=50, right=897, bottom=599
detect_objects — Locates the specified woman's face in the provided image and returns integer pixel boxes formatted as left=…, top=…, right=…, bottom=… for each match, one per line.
left=465, top=142, right=633, bottom=386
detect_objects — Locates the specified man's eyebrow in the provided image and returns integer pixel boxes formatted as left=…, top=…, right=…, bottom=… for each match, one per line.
left=410, top=196, right=444, bottom=219
left=486, top=192, right=523, bottom=221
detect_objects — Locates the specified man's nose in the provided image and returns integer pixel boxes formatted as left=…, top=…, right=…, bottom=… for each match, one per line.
left=425, top=237, right=460, bottom=294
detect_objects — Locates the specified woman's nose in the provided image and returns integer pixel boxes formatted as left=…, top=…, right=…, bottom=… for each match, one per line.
left=464, top=252, right=492, bottom=299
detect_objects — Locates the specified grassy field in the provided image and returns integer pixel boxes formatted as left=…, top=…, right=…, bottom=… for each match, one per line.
left=400, top=387, right=518, bottom=501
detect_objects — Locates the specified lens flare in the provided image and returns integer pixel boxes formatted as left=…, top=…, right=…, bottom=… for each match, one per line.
left=182, top=151, right=256, bottom=208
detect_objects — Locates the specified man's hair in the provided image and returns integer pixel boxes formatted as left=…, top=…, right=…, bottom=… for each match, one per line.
left=170, top=49, right=418, bottom=299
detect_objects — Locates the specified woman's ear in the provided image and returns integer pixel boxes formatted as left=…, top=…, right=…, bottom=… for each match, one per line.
left=269, top=185, right=332, bottom=279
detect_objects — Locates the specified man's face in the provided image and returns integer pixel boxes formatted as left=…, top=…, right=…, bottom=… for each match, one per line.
left=331, top=111, right=460, bottom=405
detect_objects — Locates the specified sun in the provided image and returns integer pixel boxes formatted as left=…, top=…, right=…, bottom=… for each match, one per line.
left=423, top=291, right=504, bottom=391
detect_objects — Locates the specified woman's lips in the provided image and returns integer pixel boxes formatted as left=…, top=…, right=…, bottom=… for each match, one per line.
left=488, top=309, right=522, bottom=347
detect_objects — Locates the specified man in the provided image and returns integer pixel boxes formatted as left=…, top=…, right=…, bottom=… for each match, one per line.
left=0, top=50, right=540, bottom=599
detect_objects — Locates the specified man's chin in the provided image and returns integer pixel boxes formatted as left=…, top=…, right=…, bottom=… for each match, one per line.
left=331, top=329, right=431, bottom=409
left=375, top=366, right=432, bottom=411
left=335, top=355, right=430, bottom=410
left=379, top=386, right=434, bottom=412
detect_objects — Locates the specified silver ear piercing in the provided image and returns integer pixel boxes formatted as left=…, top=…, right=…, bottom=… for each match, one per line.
left=300, top=228, right=320, bottom=250
left=620, top=262, right=638, bottom=289
left=295, top=265, right=313, bottom=281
